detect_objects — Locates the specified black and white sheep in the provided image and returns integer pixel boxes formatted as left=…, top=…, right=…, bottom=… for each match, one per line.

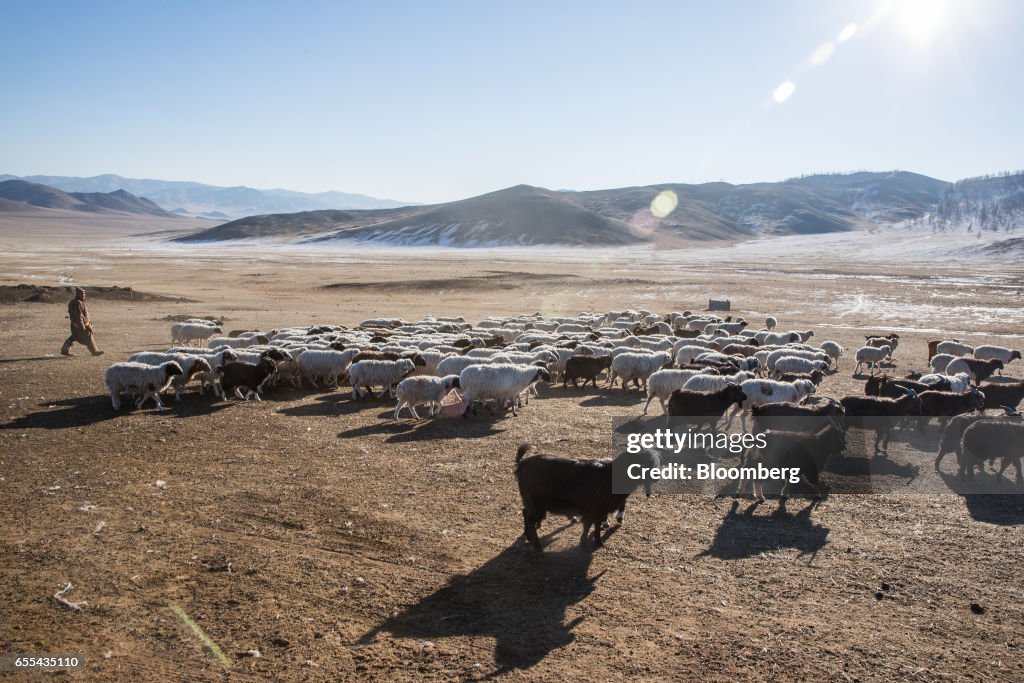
left=104, top=361, right=184, bottom=411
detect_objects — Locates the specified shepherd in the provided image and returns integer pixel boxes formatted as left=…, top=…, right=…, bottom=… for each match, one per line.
left=60, top=287, right=104, bottom=357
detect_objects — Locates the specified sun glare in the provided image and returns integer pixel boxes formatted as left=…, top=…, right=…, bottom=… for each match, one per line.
left=886, top=0, right=954, bottom=44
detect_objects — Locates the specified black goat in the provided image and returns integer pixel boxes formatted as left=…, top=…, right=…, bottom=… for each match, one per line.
left=217, top=357, right=278, bottom=400
left=840, top=388, right=921, bottom=455
left=667, top=384, right=747, bottom=430
left=515, top=444, right=659, bottom=550
left=978, top=380, right=1024, bottom=410
left=737, top=423, right=847, bottom=502
left=563, top=355, right=612, bottom=389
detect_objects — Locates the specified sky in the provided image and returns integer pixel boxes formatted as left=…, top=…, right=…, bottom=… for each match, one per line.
left=1, top=0, right=1021, bottom=203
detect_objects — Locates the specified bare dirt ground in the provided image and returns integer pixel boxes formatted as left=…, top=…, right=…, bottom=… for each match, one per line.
left=1, top=224, right=1024, bottom=681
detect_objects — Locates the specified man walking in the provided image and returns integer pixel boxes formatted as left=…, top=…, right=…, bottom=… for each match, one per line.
left=60, top=287, right=104, bottom=356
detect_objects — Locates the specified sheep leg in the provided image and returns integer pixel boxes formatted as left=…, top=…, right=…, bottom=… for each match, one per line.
left=753, top=480, right=766, bottom=503
left=642, top=394, right=654, bottom=415
left=394, top=401, right=405, bottom=419
left=110, top=392, right=121, bottom=411
left=409, top=404, right=421, bottom=420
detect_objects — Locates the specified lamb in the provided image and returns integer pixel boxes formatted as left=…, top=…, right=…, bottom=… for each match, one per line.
left=460, top=364, right=551, bottom=417
left=764, top=316, right=777, bottom=331
left=854, top=345, right=890, bottom=375
left=736, top=424, right=846, bottom=502
left=936, top=340, right=974, bottom=357
left=295, top=348, right=360, bottom=388
left=840, top=387, right=921, bottom=455
left=515, top=443, right=660, bottom=550
left=126, top=352, right=212, bottom=401
left=959, top=420, right=1024, bottom=483
left=819, top=341, right=843, bottom=368
left=771, top=356, right=828, bottom=379
left=393, top=374, right=461, bottom=419
left=978, top=380, right=1024, bottom=410
left=563, top=355, right=612, bottom=389
left=104, top=361, right=184, bottom=411
left=972, top=345, right=1022, bottom=373
left=865, top=333, right=899, bottom=359
left=350, top=358, right=417, bottom=400
left=945, top=357, right=1004, bottom=384
left=608, top=351, right=673, bottom=392
left=666, top=383, right=748, bottom=430
left=170, top=322, right=222, bottom=347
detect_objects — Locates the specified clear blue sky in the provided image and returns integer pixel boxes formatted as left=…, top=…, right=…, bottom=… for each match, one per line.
left=1, top=0, right=1021, bottom=203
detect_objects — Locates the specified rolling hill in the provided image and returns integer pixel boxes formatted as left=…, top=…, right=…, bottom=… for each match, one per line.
left=177, top=171, right=950, bottom=247
left=0, top=179, right=176, bottom=217
left=0, top=173, right=411, bottom=218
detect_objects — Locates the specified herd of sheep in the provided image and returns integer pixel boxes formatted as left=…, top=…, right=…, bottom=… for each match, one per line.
left=99, top=310, right=1024, bottom=549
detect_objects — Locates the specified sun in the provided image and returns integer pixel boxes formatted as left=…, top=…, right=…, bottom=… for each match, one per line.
left=887, top=0, right=953, bottom=44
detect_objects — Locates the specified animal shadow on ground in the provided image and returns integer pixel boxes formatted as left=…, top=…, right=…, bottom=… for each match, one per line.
left=0, top=356, right=65, bottom=365
left=1, top=395, right=120, bottom=430
left=357, top=539, right=597, bottom=676
left=699, top=500, right=830, bottom=562
left=336, top=414, right=505, bottom=441
left=937, top=471, right=1024, bottom=525
left=578, top=391, right=645, bottom=408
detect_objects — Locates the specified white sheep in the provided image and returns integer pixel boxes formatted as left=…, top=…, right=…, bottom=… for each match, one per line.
left=771, top=356, right=828, bottom=379
left=756, top=331, right=799, bottom=345
left=350, top=359, right=417, bottom=399
left=205, top=336, right=259, bottom=349
left=765, top=348, right=830, bottom=373
left=972, top=345, right=1022, bottom=373
left=394, top=374, right=461, bottom=419
left=764, top=316, right=777, bottom=331
left=680, top=371, right=755, bottom=394
left=170, top=322, right=222, bottom=347
left=436, top=355, right=488, bottom=377
left=819, top=341, right=844, bottom=368
left=929, top=353, right=956, bottom=374
left=459, top=364, right=551, bottom=416
left=296, top=349, right=359, bottom=388
left=104, top=361, right=183, bottom=411
left=854, top=345, right=891, bottom=375
left=675, top=345, right=714, bottom=366
left=918, top=372, right=973, bottom=393
left=127, top=352, right=212, bottom=401
left=936, top=341, right=974, bottom=357
left=736, top=378, right=816, bottom=429
left=642, top=369, right=705, bottom=415
left=608, top=351, right=672, bottom=392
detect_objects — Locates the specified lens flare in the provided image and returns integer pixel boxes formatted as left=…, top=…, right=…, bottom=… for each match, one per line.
left=772, top=81, right=795, bottom=103
left=838, top=22, right=858, bottom=42
left=810, top=42, right=836, bottom=66
left=650, top=190, right=678, bottom=219
left=629, top=209, right=658, bottom=238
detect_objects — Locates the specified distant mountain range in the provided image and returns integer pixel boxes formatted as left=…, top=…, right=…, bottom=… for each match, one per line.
left=177, top=171, right=953, bottom=246
left=0, top=179, right=175, bottom=217
left=0, top=173, right=410, bottom=219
